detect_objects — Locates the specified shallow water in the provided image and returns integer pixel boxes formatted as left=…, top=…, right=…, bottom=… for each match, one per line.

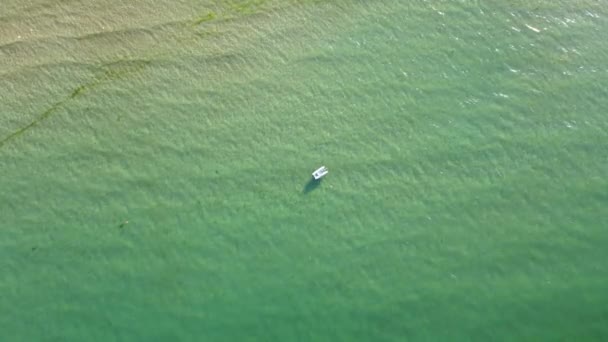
left=1, top=1, right=607, bottom=340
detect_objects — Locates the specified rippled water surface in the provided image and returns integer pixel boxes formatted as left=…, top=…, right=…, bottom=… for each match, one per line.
left=1, top=1, right=607, bottom=340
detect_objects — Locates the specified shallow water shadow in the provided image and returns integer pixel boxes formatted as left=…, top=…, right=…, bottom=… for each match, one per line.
left=303, top=178, right=322, bottom=194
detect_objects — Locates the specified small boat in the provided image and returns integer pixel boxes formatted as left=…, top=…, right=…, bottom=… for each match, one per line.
left=312, top=166, right=328, bottom=180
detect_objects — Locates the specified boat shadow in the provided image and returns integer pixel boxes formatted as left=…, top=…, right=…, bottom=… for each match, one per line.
left=302, top=178, right=322, bottom=194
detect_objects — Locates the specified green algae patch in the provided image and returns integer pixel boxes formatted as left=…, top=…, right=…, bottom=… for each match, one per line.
left=70, top=85, right=87, bottom=99
left=193, top=12, right=217, bottom=26
left=0, top=59, right=152, bottom=149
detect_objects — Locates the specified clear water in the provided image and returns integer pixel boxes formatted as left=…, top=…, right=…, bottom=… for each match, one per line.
left=1, top=1, right=607, bottom=340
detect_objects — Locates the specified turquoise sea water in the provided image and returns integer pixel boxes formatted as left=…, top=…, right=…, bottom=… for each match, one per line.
left=1, top=1, right=607, bottom=340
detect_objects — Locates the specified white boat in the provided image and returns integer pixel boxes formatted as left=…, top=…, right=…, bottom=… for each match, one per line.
left=312, top=166, right=328, bottom=180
